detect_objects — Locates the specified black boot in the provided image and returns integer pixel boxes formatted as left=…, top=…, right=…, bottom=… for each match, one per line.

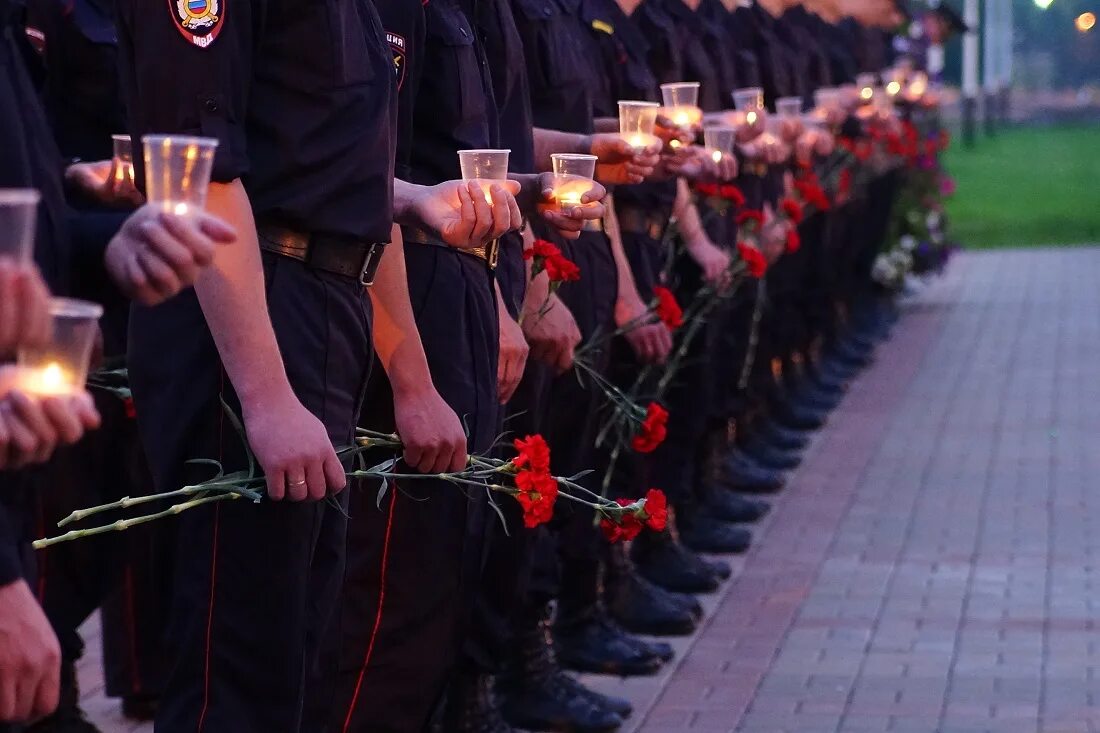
left=605, top=543, right=700, bottom=636
left=445, top=672, right=516, bottom=733
left=741, top=440, right=802, bottom=471
left=631, top=520, right=723, bottom=593
left=26, top=660, right=101, bottom=733
left=753, top=419, right=810, bottom=452
left=500, top=613, right=626, bottom=732
left=677, top=511, right=752, bottom=555
left=699, top=484, right=770, bottom=524
left=554, top=606, right=668, bottom=676
left=719, top=449, right=786, bottom=494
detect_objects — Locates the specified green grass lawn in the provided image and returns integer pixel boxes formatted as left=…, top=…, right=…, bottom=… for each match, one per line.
left=944, top=124, right=1100, bottom=249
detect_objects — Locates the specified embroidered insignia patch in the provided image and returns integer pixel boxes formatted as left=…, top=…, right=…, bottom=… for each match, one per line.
left=387, top=32, right=407, bottom=90
left=591, top=19, right=613, bottom=35
left=170, top=0, right=223, bottom=48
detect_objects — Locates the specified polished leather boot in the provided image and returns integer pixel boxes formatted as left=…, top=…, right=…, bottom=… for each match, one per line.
left=753, top=419, right=811, bottom=452
left=500, top=614, right=625, bottom=732
left=631, top=520, right=723, bottom=593
left=677, top=512, right=752, bottom=554
left=741, top=440, right=803, bottom=471
left=554, top=606, right=668, bottom=676
left=700, top=484, right=770, bottom=524
left=605, top=542, right=700, bottom=636
left=719, top=449, right=786, bottom=494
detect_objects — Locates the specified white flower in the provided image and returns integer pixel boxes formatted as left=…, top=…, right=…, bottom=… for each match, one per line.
left=872, top=254, right=898, bottom=284
left=926, top=211, right=942, bottom=230
left=899, top=235, right=918, bottom=252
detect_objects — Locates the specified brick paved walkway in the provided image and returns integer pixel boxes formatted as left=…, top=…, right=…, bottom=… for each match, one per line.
left=79, top=247, right=1100, bottom=732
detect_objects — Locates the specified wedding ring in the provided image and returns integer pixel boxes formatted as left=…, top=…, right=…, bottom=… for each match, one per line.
left=288, top=478, right=307, bottom=487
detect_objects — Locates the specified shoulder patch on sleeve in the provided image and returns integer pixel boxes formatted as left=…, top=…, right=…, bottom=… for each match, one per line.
left=169, top=0, right=224, bottom=48
left=591, top=19, right=613, bottom=34
left=387, top=32, right=407, bottom=90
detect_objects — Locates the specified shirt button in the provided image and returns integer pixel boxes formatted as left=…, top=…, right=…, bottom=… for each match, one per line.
left=204, top=98, right=220, bottom=113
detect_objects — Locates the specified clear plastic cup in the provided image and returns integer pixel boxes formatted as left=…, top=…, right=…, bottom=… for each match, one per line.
left=732, top=87, right=765, bottom=113
left=703, top=126, right=736, bottom=163
left=660, top=82, right=702, bottom=128
left=776, top=97, right=804, bottom=118
left=618, top=101, right=661, bottom=150
left=551, top=153, right=597, bottom=210
left=111, top=134, right=137, bottom=188
left=458, top=149, right=511, bottom=203
left=142, top=135, right=219, bottom=216
left=16, top=298, right=104, bottom=395
left=813, top=87, right=841, bottom=112
left=0, top=189, right=40, bottom=263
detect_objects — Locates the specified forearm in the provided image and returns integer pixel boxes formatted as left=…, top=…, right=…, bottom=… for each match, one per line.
left=674, top=178, right=708, bottom=246
left=605, top=193, right=644, bottom=306
left=392, top=179, right=427, bottom=227
left=532, top=128, right=591, bottom=172
left=368, top=226, right=434, bottom=397
left=593, top=117, right=618, bottom=134
left=194, top=180, right=292, bottom=409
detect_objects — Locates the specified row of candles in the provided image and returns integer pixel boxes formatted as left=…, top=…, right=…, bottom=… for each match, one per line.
left=0, top=65, right=931, bottom=399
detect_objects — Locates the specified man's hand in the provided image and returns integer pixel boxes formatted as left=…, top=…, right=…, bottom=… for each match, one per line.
left=498, top=312, right=530, bottom=403
left=243, top=392, right=346, bottom=502
left=393, top=385, right=468, bottom=474
left=685, top=234, right=732, bottom=287
left=616, top=294, right=671, bottom=365
left=105, top=205, right=236, bottom=307
left=0, top=260, right=51, bottom=357
left=660, top=145, right=707, bottom=180
left=0, top=369, right=101, bottom=470
left=590, top=134, right=662, bottom=184
left=537, top=173, right=607, bottom=241
left=0, top=581, right=60, bottom=723
left=64, top=160, right=144, bottom=210
left=522, top=293, right=581, bottom=374
left=407, top=180, right=523, bottom=249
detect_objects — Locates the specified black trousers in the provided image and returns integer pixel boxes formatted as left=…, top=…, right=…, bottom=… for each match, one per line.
left=308, top=246, right=499, bottom=733
left=129, top=252, right=372, bottom=733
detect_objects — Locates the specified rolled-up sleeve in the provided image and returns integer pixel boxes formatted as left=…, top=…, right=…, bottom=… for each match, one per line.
left=115, top=0, right=252, bottom=183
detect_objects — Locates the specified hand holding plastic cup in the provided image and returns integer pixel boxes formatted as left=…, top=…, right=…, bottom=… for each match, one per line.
left=550, top=153, right=597, bottom=210
left=618, top=101, right=661, bottom=150
left=142, top=135, right=218, bottom=216
left=732, top=87, right=765, bottom=128
left=458, top=149, right=511, bottom=204
left=0, top=189, right=40, bottom=263
left=16, top=298, right=103, bottom=396
left=660, top=82, right=703, bottom=130
left=703, top=126, right=736, bottom=163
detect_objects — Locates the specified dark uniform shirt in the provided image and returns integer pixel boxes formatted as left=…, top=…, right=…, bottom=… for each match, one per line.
left=0, top=0, right=70, bottom=586
left=477, top=0, right=535, bottom=174
left=25, top=0, right=122, bottom=161
left=660, top=0, right=728, bottom=113
left=114, top=0, right=397, bottom=243
left=512, top=0, right=595, bottom=134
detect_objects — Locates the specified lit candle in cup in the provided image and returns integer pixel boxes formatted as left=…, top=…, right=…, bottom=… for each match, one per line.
left=733, top=87, right=764, bottom=130
left=0, top=188, right=40, bottom=264
left=142, top=134, right=219, bottom=216
left=703, top=125, right=736, bottom=164
left=776, top=96, right=803, bottom=119
left=550, top=153, right=597, bottom=211
left=857, top=73, right=876, bottom=102
left=908, top=72, right=929, bottom=99
left=618, top=100, right=660, bottom=150
left=458, top=149, right=511, bottom=203
left=660, top=82, right=702, bottom=130
left=16, top=298, right=103, bottom=397
left=111, top=134, right=136, bottom=188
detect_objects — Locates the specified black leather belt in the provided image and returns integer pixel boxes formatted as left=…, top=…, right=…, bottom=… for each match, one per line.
left=257, top=223, right=387, bottom=286
left=403, top=227, right=499, bottom=270
left=616, top=208, right=668, bottom=241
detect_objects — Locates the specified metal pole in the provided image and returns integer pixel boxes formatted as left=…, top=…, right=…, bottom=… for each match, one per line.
left=962, top=0, right=980, bottom=146
left=982, top=0, right=997, bottom=135
left=1000, top=0, right=1014, bottom=124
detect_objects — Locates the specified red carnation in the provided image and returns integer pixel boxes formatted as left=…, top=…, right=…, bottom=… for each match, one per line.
left=641, top=489, right=668, bottom=532
left=513, top=434, right=551, bottom=474
left=736, top=209, right=766, bottom=230
left=719, top=185, right=746, bottom=207
left=854, top=141, right=872, bottom=162
left=631, top=402, right=669, bottom=454
left=785, top=227, right=801, bottom=254
left=600, top=498, right=644, bottom=543
left=780, top=198, right=804, bottom=224
left=525, top=239, right=581, bottom=284
left=737, top=242, right=768, bottom=278
left=695, top=182, right=719, bottom=197
left=524, top=238, right=559, bottom=261
left=651, top=286, right=683, bottom=330
left=515, top=470, right=559, bottom=528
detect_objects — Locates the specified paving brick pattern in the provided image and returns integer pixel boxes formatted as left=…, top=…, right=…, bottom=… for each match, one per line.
left=79, top=248, right=1100, bottom=732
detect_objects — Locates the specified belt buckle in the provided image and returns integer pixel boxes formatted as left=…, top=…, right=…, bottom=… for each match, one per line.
left=486, top=239, right=500, bottom=270
left=359, top=244, right=383, bottom=287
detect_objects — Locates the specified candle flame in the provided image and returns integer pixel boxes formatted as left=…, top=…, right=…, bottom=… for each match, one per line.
left=173, top=202, right=190, bottom=216
left=861, top=87, right=874, bottom=101
left=746, top=111, right=758, bottom=125
left=711, top=150, right=723, bottom=163
left=886, top=81, right=902, bottom=97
